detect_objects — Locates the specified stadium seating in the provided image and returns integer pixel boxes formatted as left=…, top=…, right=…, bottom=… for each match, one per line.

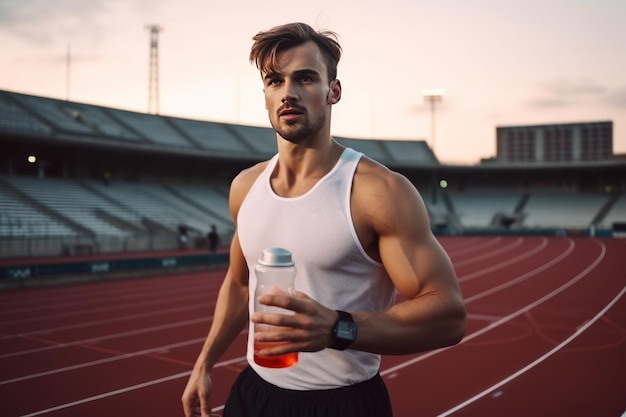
left=600, top=194, right=626, bottom=229
left=448, top=189, right=522, bottom=228
left=1, top=89, right=624, bottom=259
left=0, top=183, right=77, bottom=237
left=522, top=191, right=611, bottom=229
left=379, top=140, right=437, bottom=165
left=2, top=176, right=133, bottom=236
left=166, top=117, right=257, bottom=155
left=0, top=175, right=231, bottom=238
left=224, top=124, right=279, bottom=157
left=87, top=179, right=231, bottom=235
left=0, top=94, right=53, bottom=135
left=57, top=102, right=145, bottom=142
left=105, top=108, right=196, bottom=149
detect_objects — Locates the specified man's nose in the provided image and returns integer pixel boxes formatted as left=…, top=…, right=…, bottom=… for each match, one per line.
left=281, top=80, right=298, bottom=103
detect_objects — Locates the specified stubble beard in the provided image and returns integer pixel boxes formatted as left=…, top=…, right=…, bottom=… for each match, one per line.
left=271, top=110, right=328, bottom=144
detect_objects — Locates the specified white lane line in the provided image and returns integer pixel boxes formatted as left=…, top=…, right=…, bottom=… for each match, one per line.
left=0, top=317, right=210, bottom=359
left=463, top=239, right=575, bottom=303
left=438, top=236, right=485, bottom=252
left=11, top=238, right=608, bottom=416
left=18, top=356, right=247, bottom=417
left=437, top=283, right=626, bottom=417
left=465, top=313, right=504, bottom=322
left=0, top=338, right=206, bottom=385
left=446, top=236, right=504, bottom=257
left=1, top=290, right=212, bottom=327
left=1, top=280, right=212, bottom=316
left=453, top=237, right=524, bottom=267
left=2, top=327, right=250, bottom=385
left=458, top=237, right=550, bottom=283
left=381, top=239, right=605, bottom=376
left=19, top=371, right=192, bottom=417
left=0, top=302, right=211, bottom=340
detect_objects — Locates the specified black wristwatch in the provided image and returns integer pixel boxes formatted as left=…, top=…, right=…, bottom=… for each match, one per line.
left=329, top=310, right=358, bottom=351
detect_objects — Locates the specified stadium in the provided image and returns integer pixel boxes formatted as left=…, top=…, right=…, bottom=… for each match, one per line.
left=1, top=89, right=625, bottom=262
left=0, top=89, right=624, bottom=416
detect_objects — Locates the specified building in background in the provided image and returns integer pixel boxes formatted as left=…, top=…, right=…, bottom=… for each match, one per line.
left=496, top=121, right=613, bottom=163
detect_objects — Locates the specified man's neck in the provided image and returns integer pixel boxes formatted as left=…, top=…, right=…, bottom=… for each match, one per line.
left=271, top=138, right=344, bottom=197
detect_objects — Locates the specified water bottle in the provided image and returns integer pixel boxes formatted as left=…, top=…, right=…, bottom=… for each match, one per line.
left=253, top=247, right=298, bottom=368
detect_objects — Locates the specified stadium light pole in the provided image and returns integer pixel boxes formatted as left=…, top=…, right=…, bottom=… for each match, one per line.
left=422, top=89, right=445, bottom=156
left=66, top=44, right=71, bottom=101
left=145, top=24, right=163, bottom=115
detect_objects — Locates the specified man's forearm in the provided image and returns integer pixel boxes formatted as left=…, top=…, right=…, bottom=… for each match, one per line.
left=351, top=294, right=466, bottom=355
left=195, top=276, right=249, bottom=370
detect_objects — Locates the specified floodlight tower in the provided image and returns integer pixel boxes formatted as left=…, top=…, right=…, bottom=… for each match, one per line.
left=146, top=24, right=162, bottom=114
left=422, top=89, right=445, bottom=155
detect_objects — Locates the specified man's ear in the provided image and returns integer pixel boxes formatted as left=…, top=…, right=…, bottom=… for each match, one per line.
left=328, top=79, right=342, bottom=104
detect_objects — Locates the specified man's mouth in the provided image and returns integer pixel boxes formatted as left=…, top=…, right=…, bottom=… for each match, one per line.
left=279, top=107, right=305, bottom=119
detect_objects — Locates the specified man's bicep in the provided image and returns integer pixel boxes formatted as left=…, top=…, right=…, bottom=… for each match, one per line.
left=379, top=225, right=454, bottom=299
left=377, top=176, right=456, bottom=298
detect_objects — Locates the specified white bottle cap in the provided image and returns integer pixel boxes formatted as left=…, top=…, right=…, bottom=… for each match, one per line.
left=259, top=247, right=294, bottom=266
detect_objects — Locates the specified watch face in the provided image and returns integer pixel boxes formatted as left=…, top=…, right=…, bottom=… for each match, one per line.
left=336, top=321, right=357, bottom=341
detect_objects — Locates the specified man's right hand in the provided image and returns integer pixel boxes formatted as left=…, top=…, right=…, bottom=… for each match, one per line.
left=181, top=366, right=213, bottom=417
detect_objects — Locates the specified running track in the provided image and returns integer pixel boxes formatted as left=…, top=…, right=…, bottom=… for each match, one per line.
left=0, top=236, right=624, bottom=416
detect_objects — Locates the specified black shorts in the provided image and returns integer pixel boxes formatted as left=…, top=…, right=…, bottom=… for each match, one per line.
left=224, top=366, right=393, bottom=417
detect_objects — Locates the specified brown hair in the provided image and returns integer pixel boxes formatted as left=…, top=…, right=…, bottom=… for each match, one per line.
left=249, top=22, right=342, bottom=82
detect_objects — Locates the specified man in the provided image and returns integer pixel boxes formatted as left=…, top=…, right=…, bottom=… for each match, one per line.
left=182, top=22, right=466, bottom=417
left=208, top=225, right=219, bottom=253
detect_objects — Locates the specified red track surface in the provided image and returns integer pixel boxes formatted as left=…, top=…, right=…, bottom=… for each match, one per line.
left=0, top=236, right=624, bottom=416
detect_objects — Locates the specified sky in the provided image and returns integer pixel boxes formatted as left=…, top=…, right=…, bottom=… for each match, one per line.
left=1, top=0, right=625, bottom=165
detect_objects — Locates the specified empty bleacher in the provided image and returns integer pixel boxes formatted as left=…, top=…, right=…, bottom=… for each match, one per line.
left=2, top=176, right=135, bottom=236
left=1, top=89, right=624, bottom=260
left=167, top=117, right=256, bottom=155
left=0, top=182, right=77, bottom=237
left=11, top=93, right=95, bottom=135
left=225, top=124, right=278, bottom=156
left=0, top=90, right=441, bottom=167
left=59, top=102, right=145, bottom=142
left=521, top=191, right=612, bottom=229
left=423, top=194, right=451, bottom=227
left=87, top=179, right=231, bottom=236
left=448, top=189, right=522, bottom=228
left=599, top=194, right=626, bottom=229
left=0, top=175, right=232, bottom=238
left=380, top=140, right=436, bottom=165
left=0, top=92, right=53, bottom=136
left=105, top=108, right=196, bottom=149
left=162, top=180, right=232, bottom=230
left=6, top=176, right=616, bottom=235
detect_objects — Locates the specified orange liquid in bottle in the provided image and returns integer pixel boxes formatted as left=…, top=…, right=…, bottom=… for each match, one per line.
left=254, top=342, right=298, bottom=368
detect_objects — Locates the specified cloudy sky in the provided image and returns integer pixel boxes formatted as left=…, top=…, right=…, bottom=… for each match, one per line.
left=1, top=0, right=624, bottom=164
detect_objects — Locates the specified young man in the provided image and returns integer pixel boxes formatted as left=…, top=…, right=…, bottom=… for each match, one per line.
left=182, top=22, right=466, bottom=417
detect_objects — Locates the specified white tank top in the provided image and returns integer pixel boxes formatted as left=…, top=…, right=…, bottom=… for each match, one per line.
left=238, top=147, right=396, bottom=390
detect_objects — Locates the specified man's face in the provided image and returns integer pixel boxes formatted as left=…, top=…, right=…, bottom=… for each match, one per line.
left=262, top=41, right=339, bottom=144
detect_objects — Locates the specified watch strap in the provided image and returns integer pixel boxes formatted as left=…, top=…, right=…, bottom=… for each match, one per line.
left=329, top=310, right=357, bottom=351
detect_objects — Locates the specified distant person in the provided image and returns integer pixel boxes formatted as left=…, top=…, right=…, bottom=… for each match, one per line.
left=178, top=225, right=189, bottom=250
left=182, top=22, right=466, bottom=417
left=208, top=225, right=219, bottom=253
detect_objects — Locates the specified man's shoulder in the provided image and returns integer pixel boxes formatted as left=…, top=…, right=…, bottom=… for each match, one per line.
left=232, top=160, right=270, bottom=189
left=353, top=156, right=428, bottom=235
left=354, top=156, right=411, bottom=192
left=229, top=160, right=271, bottom=208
